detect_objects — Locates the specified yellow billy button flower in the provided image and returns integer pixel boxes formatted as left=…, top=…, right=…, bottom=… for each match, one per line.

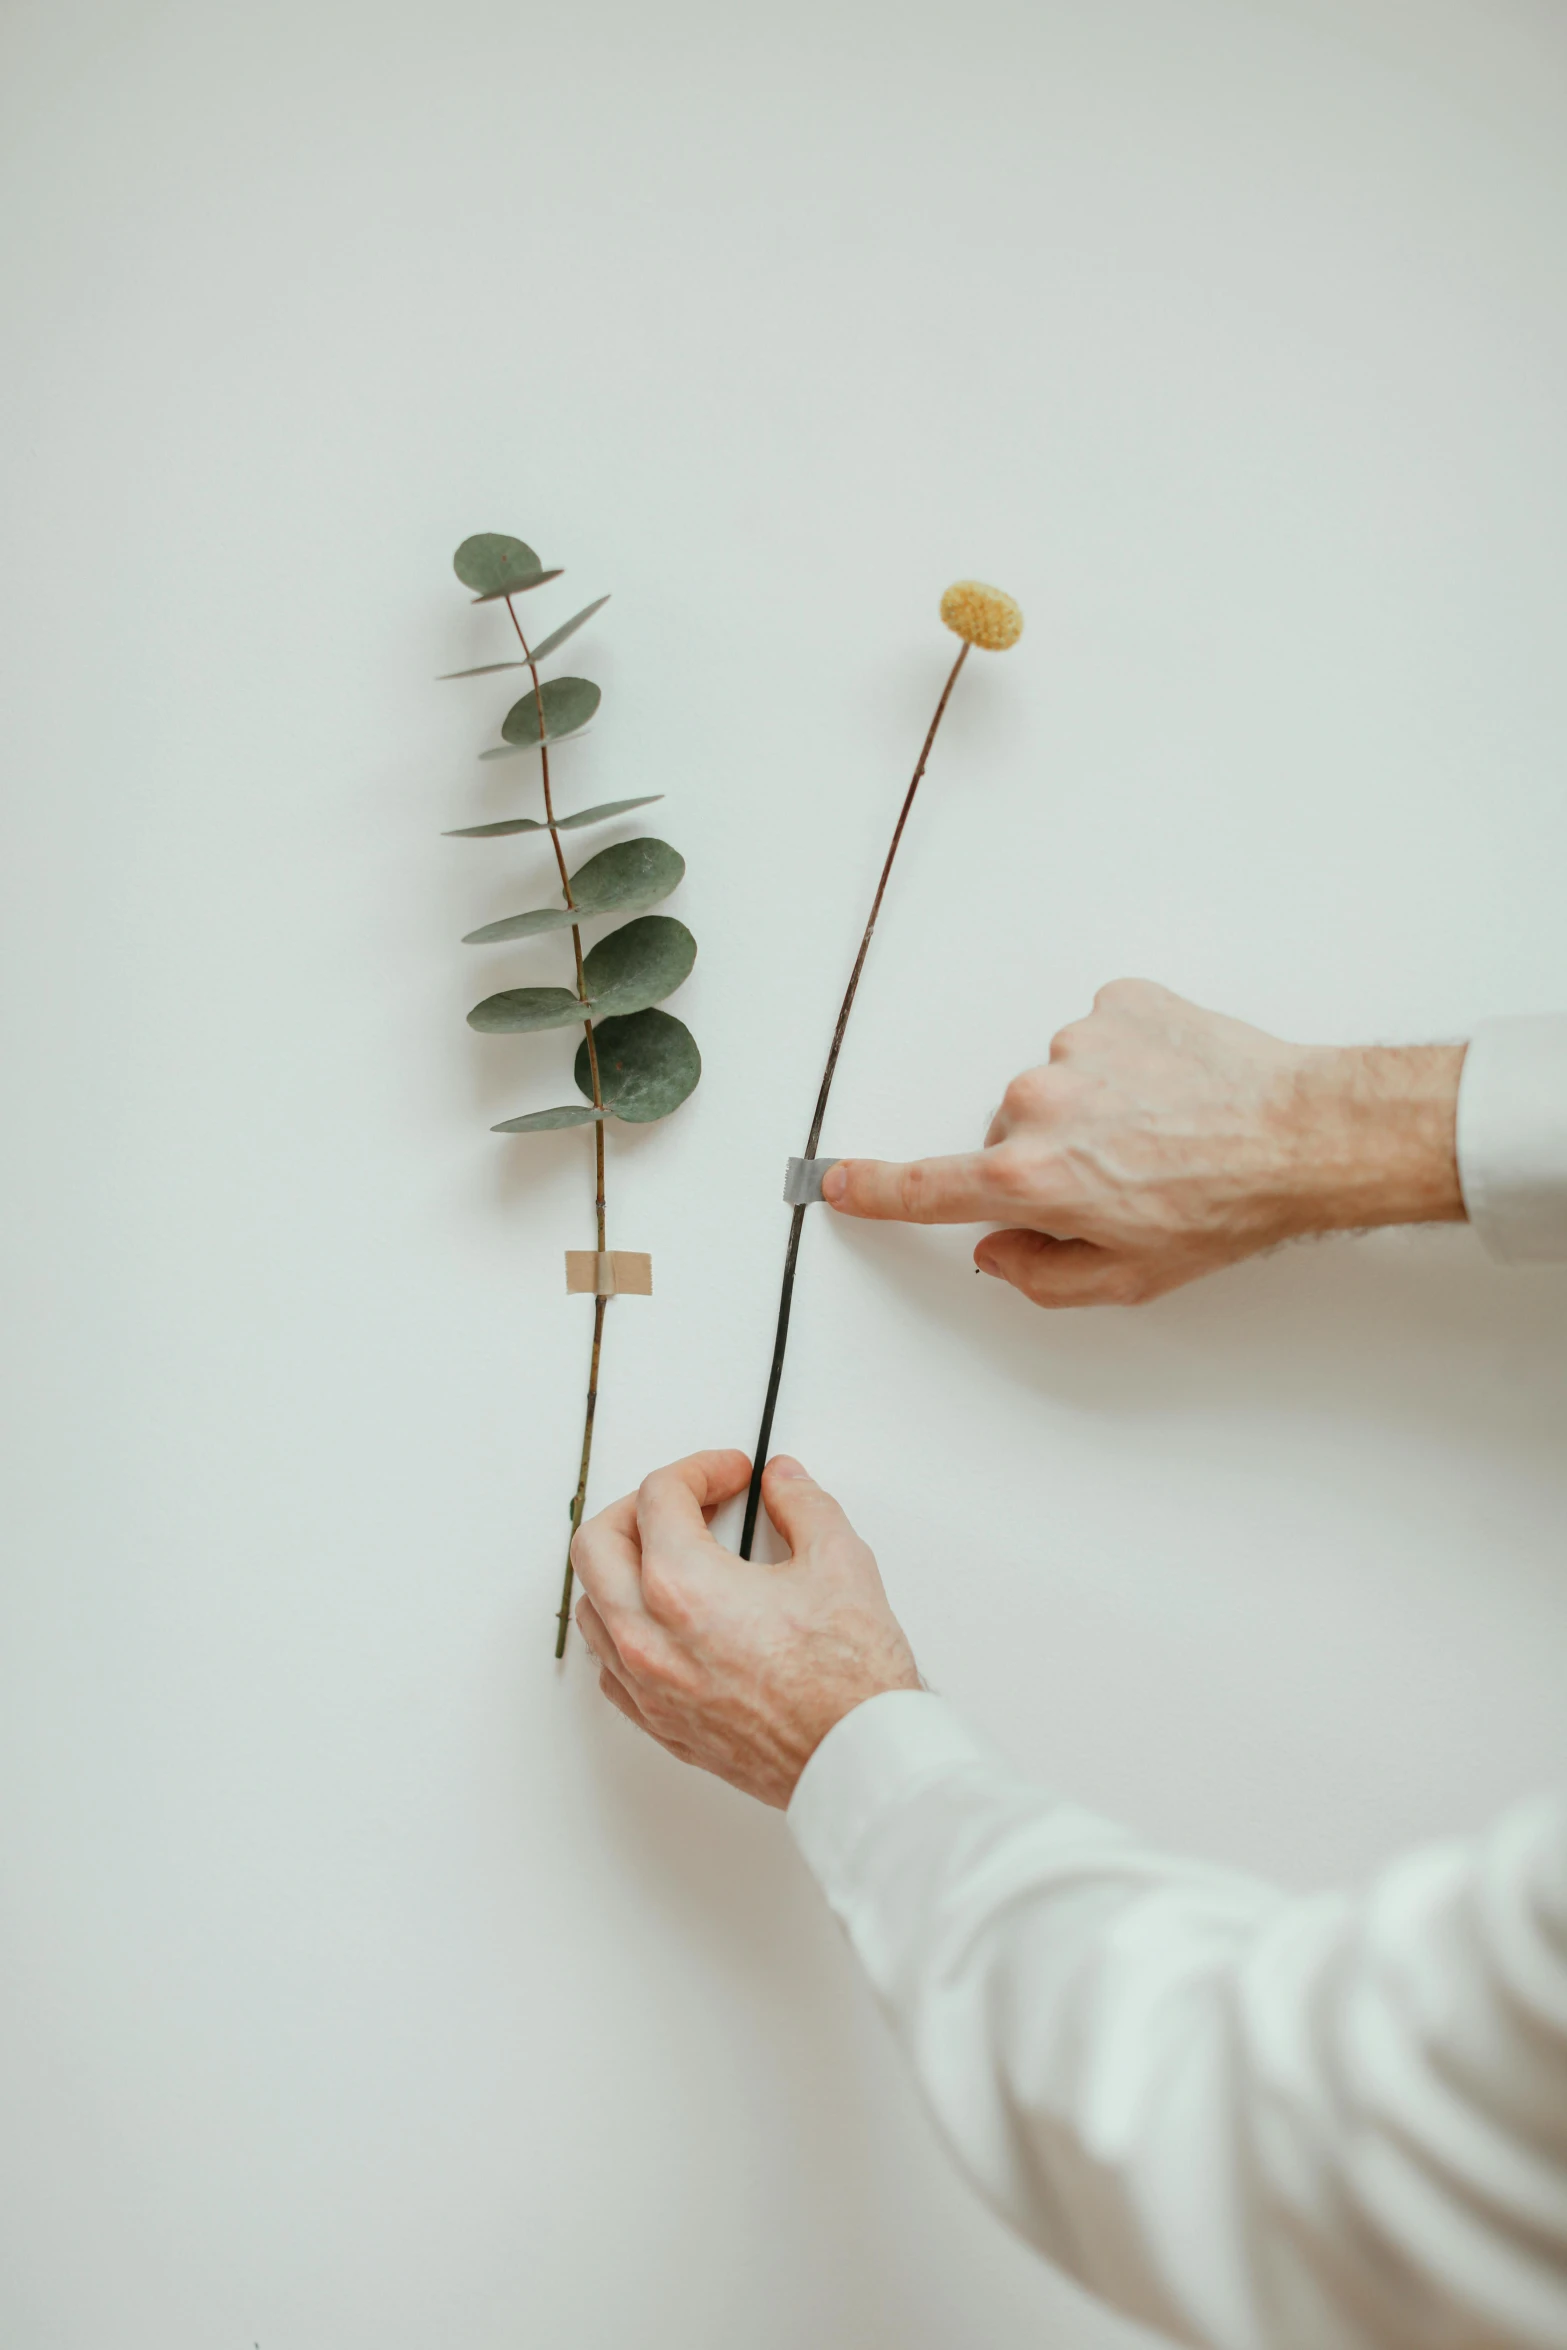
left=940, top=579, right=1023, bottom=652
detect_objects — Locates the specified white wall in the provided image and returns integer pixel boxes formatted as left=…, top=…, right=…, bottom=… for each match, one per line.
left=3, top=2, right=1566, bottom=2343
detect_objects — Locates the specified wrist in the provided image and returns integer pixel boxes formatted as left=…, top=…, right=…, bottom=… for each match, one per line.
left=786, top=1654, right=923, bottom=1799
left=1281, top=1044, right=1466, bottom=1234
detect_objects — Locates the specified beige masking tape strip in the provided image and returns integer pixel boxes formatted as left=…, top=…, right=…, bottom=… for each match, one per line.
left=564, top=1250, right=653, bottom=1298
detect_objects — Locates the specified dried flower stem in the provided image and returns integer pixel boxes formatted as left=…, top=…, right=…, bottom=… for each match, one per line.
left=738, top=640, right=970, bottom=1558
left=503, top=594, right=606, bottom=1657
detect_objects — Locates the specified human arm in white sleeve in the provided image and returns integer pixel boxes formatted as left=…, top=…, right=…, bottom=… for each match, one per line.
left=568, top=1449, right=1567, bottom=2350
left=566, top=980, right=1567, bottom=2349
left=789, top=1691, right=1567, bottom=2350
left=821, top=981, right=1567, bottom=1301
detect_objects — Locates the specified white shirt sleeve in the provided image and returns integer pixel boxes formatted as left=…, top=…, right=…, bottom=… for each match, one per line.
left=1457, top=1016, right=1567, bottom=1263
left=789, top=1691, right=1567, bottom=2350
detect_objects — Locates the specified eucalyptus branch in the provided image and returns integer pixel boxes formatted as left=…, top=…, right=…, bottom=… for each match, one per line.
left=738, top=583, right=1023, bottom=1560
left=443, top=533, right=704, bottom=1654
left=503, top=594, right=609, bottom=1654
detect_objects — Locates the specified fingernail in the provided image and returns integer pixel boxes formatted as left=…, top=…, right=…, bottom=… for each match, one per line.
left=975, top=1253, right=999, bottom=1278
left=769, top=1454, right=807, bottom=1480
left=821, top=1164, right=846, bottom=1205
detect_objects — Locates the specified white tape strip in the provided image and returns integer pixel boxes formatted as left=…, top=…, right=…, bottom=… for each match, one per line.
left=782, top=1157, right=840, bottom=1207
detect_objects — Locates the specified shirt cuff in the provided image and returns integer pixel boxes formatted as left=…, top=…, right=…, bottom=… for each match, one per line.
left=1456, top=1015, right=1567, bottom=1264
left=787, top=1689, right=1004, bottom=1911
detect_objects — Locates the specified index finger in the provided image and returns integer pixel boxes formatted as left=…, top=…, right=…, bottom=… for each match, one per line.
left=634, top=1448, right=753, bottom=1555
left=822, top=1151, right=1017, bottom=1225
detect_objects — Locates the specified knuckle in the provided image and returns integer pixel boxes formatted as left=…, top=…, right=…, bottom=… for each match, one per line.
left=609, top=1614, right=699, bottom=1700
left=643, top=1655, right=698, bottom=1715
left=640, top=1683, right=687, bottom=1735
left=984, top=1142, right=1037, bottom=1205
left=1094, top=975, right=1155, bottom=1013
left=610, top=1617, right=662, bottom=1682
left=1000, top=1069, right=1049, bottom=1122
left=636, top=1469, right=665, bottom=1514
left=639, top=1556, right=692, bottom=1630
left=1049, top=1017, right=1088, bottom=1061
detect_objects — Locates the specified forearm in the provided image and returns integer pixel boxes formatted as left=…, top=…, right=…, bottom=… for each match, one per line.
left=790, top=1693, right=1567, bottom=2350
left=1279, top=1044, right=1466, bottom=1237
left=1289, top=1019, right=1567, bottom=1262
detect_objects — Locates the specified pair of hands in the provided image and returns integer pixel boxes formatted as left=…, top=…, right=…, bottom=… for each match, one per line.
left=573, top=981, right=1466, bottom=1805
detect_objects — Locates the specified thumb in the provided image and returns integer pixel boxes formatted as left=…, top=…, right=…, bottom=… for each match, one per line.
left=975, top=1229, right=1141, bottom=1308
left=760, top=1454, right=855, bottom=1553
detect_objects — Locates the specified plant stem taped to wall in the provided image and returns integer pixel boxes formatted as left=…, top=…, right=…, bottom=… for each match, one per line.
left=442, top=534, right=702, bottom=1653
left=738, top=580, right=1022, bottom=1559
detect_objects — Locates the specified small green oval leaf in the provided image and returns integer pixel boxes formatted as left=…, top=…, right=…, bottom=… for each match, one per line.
left=525, top=595, right=611, bottom=666
left=471, top=569, right=562, bottom=602
left=463, top=905, right=582, bottom=945
left=463, top=838, right=684, bottom=941
left=501, top=676, right=601, bottom=748
left=491, top=1104, right=608, bottom=1134
left=453, top=534, right=544, bottom=595
left=568, top=836, right=685, bottom=916
left=579, top=915, right=696, bottom=1019
left=467, top=987, right=591, bottom=1034
left=445, top=816, right=551, bottom=838
left=436, top=659, right=530, bottom=681
left=556, top=795, right=663, bottom=832
left=576, top=1010, right=701, bottom=1123
left=443, top=797, right=664, bottom=840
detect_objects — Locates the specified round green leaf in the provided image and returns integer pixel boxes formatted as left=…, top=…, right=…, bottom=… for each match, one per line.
left=579, top=916, right=696, bottom=1019
left=467, top=986, right=591, bottom=1034
left=501, top=676, right=601, bottom=748
left=453, top=534, right=549, bottom=596
left=463, top=837, right=685, bottom=942
left=443, top=796, right=664, bottom=842
left=576, top=1010, right=701, bottom=1124
left=491, top=1104, right=608, bottom=1134
left=463, top=904, right=583, bottom=945
left=568, top=837, right=685, bottom=916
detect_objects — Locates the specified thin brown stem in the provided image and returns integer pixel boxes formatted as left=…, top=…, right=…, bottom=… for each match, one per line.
left=557, top=1294, right=607, bottom=1658
left=739, top=641, right=970, bottom=1559
left=803, top=642, right=968, bottom=1157
left=505, top=593, right=608, bottom=1652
